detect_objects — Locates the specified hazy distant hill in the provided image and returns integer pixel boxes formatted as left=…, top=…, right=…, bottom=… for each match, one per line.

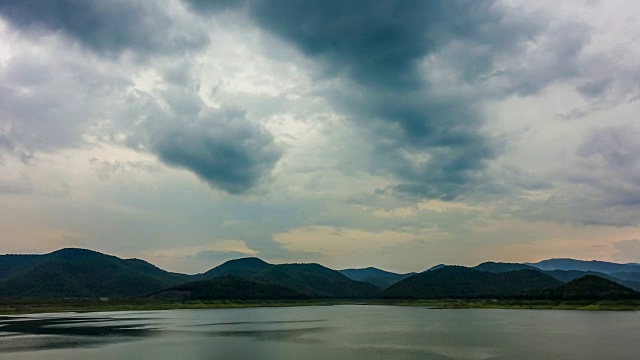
left=160, top=275, right=309, bottom=300
left=381, top=266, right=562, bottom=299
left=0, top=248, right=191, bottom=298
left=339, top=267, right=415, bottom=289
left=541, top=270, right=640, bottom=290
left=473, top=262, right=539, bottom=273
left=523, top=275, right=640, bottom=300
left=472, top=261, right=640, bottom=291
left=608, top=271, right=640, bottom=283
left=527, top=259, right=640, bottom=274
left=198, top=258, right=381, bottom=298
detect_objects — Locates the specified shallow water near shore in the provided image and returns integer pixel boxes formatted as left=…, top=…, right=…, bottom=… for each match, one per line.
left=1, top=305, right=639, bottom=359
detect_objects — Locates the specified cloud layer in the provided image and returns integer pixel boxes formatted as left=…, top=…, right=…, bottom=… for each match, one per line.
left=152, top=108, right=282, bottom=193
left=2, top=0, right=640, bottom=271
left=0, top=0, right=207, bottom=56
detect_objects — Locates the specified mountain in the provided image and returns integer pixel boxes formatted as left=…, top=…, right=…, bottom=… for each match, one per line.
left=541, top=270, right=640, bottom=292
left=527, top=259, right=640, bottom=274
left=427, top=264, right=447, bottom=271
left=339, top=267, right=415, bottom=289
left=199, top=258, right=381, bottom=298
left=523, top=275, right=640, bottom=300
left=253, top=263, right=380, bottom=298
left=472, top=261, right=640, bottom=291
left=156, top=275, right=309, bottom=300
left=473, top=262, right=539, bottom=273
left=197, top=257, right=271, bottom=280
left=609, top=271, right=640, bottom=283
left=6, top=249, right=640, bottom=301
left=381, top=266, right=562, bottom=299
left=0, top=248, right=191, bottom=298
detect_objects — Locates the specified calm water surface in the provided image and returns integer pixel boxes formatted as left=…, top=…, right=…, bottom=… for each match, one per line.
left=0, top=305, right=638, bottom=359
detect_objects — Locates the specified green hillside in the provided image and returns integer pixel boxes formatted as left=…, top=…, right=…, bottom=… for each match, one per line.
left=5, top=249, right=640, bottom=302
left=339, top=267, right=414, bottom=289
left=381, top=266, right=561, bottom=299
left=199, top=259, right=381, bottom=298
left=543, top=270, right=640, bottom=291
left=165, top=275, right=309, bottom=300
left=198, top=257, right=271, bottom=280
left=471, top=261, right=640, bottom=291
left=524, top=275, right=640, bottom=300
left=0, top=248, right=192, bottom=298
left=253, top=263, right=380, bottom=298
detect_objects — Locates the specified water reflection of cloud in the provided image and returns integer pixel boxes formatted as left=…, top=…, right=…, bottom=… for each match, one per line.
left=0, top=315, right=159, bottom=354
left=209, top=326, right=331, bottom=344
left=189, top=319, right=325, bottom=327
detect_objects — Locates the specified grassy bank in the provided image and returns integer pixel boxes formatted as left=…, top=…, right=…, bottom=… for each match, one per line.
left=2, top=298, right=640, bottom=315
left=372, top=298, right=640, bottom=311
left=0, top=298, right=368, bottom=315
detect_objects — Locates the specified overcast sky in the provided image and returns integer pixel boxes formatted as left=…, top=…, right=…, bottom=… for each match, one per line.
left=2, top=0, right=640, bottom=273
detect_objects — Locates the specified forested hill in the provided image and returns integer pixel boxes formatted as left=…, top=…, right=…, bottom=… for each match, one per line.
left=196, top=257, right=271, bottom=280
left=522, top=275, right=640, bottom=300
left=2, top=248, right=640, bottom=301
left=157, top=275, right=310, bottom=300
left=381, top=266, right=562, bottom=299
left=195, top=258, right=381, bottom=298
left=339, top=267, right=415, bottom=289
left=0, top=248, right=191, bottom=297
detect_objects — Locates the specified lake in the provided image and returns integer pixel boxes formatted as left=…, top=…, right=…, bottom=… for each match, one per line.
left=1, top=305, right=638, bottom=359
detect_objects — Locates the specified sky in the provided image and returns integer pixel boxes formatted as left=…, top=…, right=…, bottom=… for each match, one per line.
left=2, top=0, right=640, bottom=274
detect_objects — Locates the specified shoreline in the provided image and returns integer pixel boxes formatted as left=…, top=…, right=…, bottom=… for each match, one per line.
left=2, top=298, right=640, bottom=315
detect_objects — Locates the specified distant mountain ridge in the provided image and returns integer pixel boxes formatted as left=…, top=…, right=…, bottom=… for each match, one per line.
left=339, top=267, right=415, bottom=289
left=522, top=275, right=640, bottom=300
left=526, top=258, right=640, bottom=274
left=471, top=260, right=640, bottom=291
left=2, top=248, right=640, bottom=300
left=473, top=262, right=539, bottom=273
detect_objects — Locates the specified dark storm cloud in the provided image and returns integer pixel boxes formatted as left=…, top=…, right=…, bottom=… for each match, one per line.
left=205, top=0, right=545, bottom=200
left=182, top=0, right=572, bottom=199
left=326, top=85, right=500, bottom=200
left=152, top=108, right=282, bottom=194
left=0, top=0, right=207, bottom=56
left=245, top=0, right=548, bottom=92
left=0, top=1, right=280, bottom=196
left=249, top=0, right=436, bottom=88
left=0, top=0, right=205, bottom=161
left=114, top=76, right=282, bottom=194
left=187, top=0, right=246, bottom=12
